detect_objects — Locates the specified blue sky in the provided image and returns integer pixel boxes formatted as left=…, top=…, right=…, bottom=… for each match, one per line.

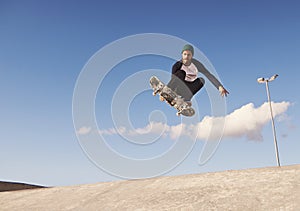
left=1, top=0, right=299, bottom=186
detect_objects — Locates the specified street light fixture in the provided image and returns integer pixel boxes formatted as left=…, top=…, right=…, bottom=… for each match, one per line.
left=257, top=74, right=280, bottom=167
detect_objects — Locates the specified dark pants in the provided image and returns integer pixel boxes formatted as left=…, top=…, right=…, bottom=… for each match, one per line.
left=167, top=70, right=204, bottom=101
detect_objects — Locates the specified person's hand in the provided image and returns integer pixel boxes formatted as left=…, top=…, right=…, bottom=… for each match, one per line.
left=218, top=86, right=229, bottom=97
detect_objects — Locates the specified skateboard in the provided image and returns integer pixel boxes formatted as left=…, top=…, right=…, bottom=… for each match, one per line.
left=149, top=76, right=195, bottom=116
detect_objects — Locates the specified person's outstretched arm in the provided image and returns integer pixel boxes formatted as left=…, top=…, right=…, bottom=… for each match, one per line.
left=192, top=58, right=229, bottom=97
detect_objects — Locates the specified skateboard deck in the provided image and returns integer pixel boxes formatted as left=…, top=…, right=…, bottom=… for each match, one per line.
left=149, top=76, right=195, bottom=116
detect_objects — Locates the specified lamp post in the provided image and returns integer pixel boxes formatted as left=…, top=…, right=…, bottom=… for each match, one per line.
left=257, top=74, right=281, bottom=167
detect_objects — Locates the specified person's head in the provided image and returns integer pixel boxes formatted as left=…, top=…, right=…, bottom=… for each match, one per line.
left=181, top=44, right=194, bottom=65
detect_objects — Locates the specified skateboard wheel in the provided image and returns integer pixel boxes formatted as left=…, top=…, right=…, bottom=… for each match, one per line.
left=176, top=112, right=181, bottom=116
left=153, top=92, right=156, bottom=96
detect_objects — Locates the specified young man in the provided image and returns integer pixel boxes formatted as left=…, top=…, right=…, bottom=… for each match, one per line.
left=162, top=44, right=229, bottom=105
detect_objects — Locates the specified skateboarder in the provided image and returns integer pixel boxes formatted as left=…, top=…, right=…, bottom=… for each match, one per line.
left=162, top=44, right=229, bottom=105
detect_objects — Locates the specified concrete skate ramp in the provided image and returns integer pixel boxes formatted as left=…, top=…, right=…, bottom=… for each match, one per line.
left=1, top=165, right=299, bottom=210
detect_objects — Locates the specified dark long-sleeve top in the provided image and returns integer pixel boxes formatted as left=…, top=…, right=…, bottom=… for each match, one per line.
left=172, top=58, right=223, bottom=89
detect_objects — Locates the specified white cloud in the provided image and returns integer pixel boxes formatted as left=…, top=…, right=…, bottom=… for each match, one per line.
left=195, top=101, right=290, bottom=141
left=221, top=101, right=290, bottom=141
left=90, top=101, right=291, bottom=141
left=127, top=122, right=167, bottom=136
left=98, top=127, right=121, bottom=135
left=77, top=126, right=92, bottom=135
